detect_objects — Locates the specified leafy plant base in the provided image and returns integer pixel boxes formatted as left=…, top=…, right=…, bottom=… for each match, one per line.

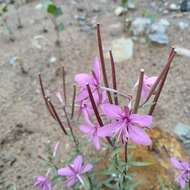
left=97, top=127, right=189, bottom=190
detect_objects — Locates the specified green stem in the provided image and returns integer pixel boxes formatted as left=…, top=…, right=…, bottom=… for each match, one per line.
left=63, top=106, right=80, bottom=153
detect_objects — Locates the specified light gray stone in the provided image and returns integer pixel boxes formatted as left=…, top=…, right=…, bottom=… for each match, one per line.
left=114, top=6, right=128, bottom=16
left=148, top=33, right=169, bottom=44
left=131, top=17, right=152, bottom=36
left=175, top=46, right=190, bottom=58
left=106, top=38, right=133, bottom=62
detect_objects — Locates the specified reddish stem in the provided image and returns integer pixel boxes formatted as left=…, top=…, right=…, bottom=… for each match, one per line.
left=109, top=50, right=118, bottom=105
left=148, top=63, right=169, bottom=115
left=38, top=74, right=56, bottom=120
left=97, top=24, right=113, bottom=104
left=47, top=98, right=68, bottom=135
left=142, top=48, right=176, bottom=105
left=133, top=69, right=144, bottom=113
left=86, top=84, right=113, bottom=147
left=70, top=85, right=76, bottom=119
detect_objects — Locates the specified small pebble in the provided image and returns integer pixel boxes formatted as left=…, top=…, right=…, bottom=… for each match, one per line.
left=114, top=6, right=127, bottom=16
left=169, top=3, right=180, bottom=11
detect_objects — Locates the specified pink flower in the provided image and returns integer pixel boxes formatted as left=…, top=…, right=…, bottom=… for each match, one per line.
left=171, top=157, right=190, bottom=188
left=136, top=74, right=157, bottom=102
left=101, top=104, right=152, bottom=145
left=75, top=58, right=107, bottom=115
left=58, top=155, right=93, bottom=187
left=80, top=110, right=114, bottom=150
left=34, top=176, right=52, bottom=190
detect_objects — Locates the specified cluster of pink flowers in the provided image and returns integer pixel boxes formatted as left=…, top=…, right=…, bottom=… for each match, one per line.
left=34, top=57, right=156, bottom=190
left=35, top=40, right=180, bottom=189
left=77, top=58, right=154, bottom=150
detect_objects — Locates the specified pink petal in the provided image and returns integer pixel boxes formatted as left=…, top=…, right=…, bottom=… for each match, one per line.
left=128, top=125, right=152, bottom=145
left=73, top=155, right=83, bottom=172
left=101, top=104, right=122, bottom=118
left=82, top=104, right=94, bottom=116
left=75, top=73, right=94, bottom=86
left=116, top=122, right=128, bottom=143
left=145, top=76, right=157, bottom=86
left=76, top=89, right=89, bottom=102
left=177, top=175, right=186, bottom=189
left=65, top=176, right=77, bottom=187
left=171, top=157, right=189, bottom=170
left=92, top=135, right=101, bottom=150
left=83, top=110, right=94, bottom=127
left=93, top=57, right=101, bottom=84
left=81, top=163, right=93, bottom=174
left=76, top=87, right=99, bottom=103
left=124, top=106, right=130, bottom=115
left=58, top=167, right=73, bottom=176
left=97, top=125, right=115, bottom=137
left=46, top=182, right=53, bottom=190
left=141, top=86, right=149, bottom=102
left=80, top=125, right=94, bottom=134
left=131, top=114, right=152, bottom=127
left=92, top=89, right=101, bottom=104
left=101, top=90, right=108, bottom=104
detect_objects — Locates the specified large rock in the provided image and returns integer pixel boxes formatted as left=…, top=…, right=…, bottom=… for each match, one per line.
left=97, top=127, right=189, bottom=190
left=107, top=38, right=133, bottom=62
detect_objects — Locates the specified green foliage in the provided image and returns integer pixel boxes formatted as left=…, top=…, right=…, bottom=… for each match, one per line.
left=122, top=0, right=128, bottom=6
left=95, top=147, right=143, bottom=190
left=47, top=3, right=57, bottom=15
left=47, top=3, right=63, bottom=17
left=0, top=3, right=8, bottom=16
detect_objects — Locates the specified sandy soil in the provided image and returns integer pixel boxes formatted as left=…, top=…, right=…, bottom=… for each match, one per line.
left=0, top=0, right=190, bottom=189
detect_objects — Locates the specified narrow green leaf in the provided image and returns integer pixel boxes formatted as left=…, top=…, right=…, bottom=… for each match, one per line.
left=51, top=175, right=61, bottom=182
left=110, top=147, right=122, bottom=158
left=82, top=176, right=91, bottom=190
